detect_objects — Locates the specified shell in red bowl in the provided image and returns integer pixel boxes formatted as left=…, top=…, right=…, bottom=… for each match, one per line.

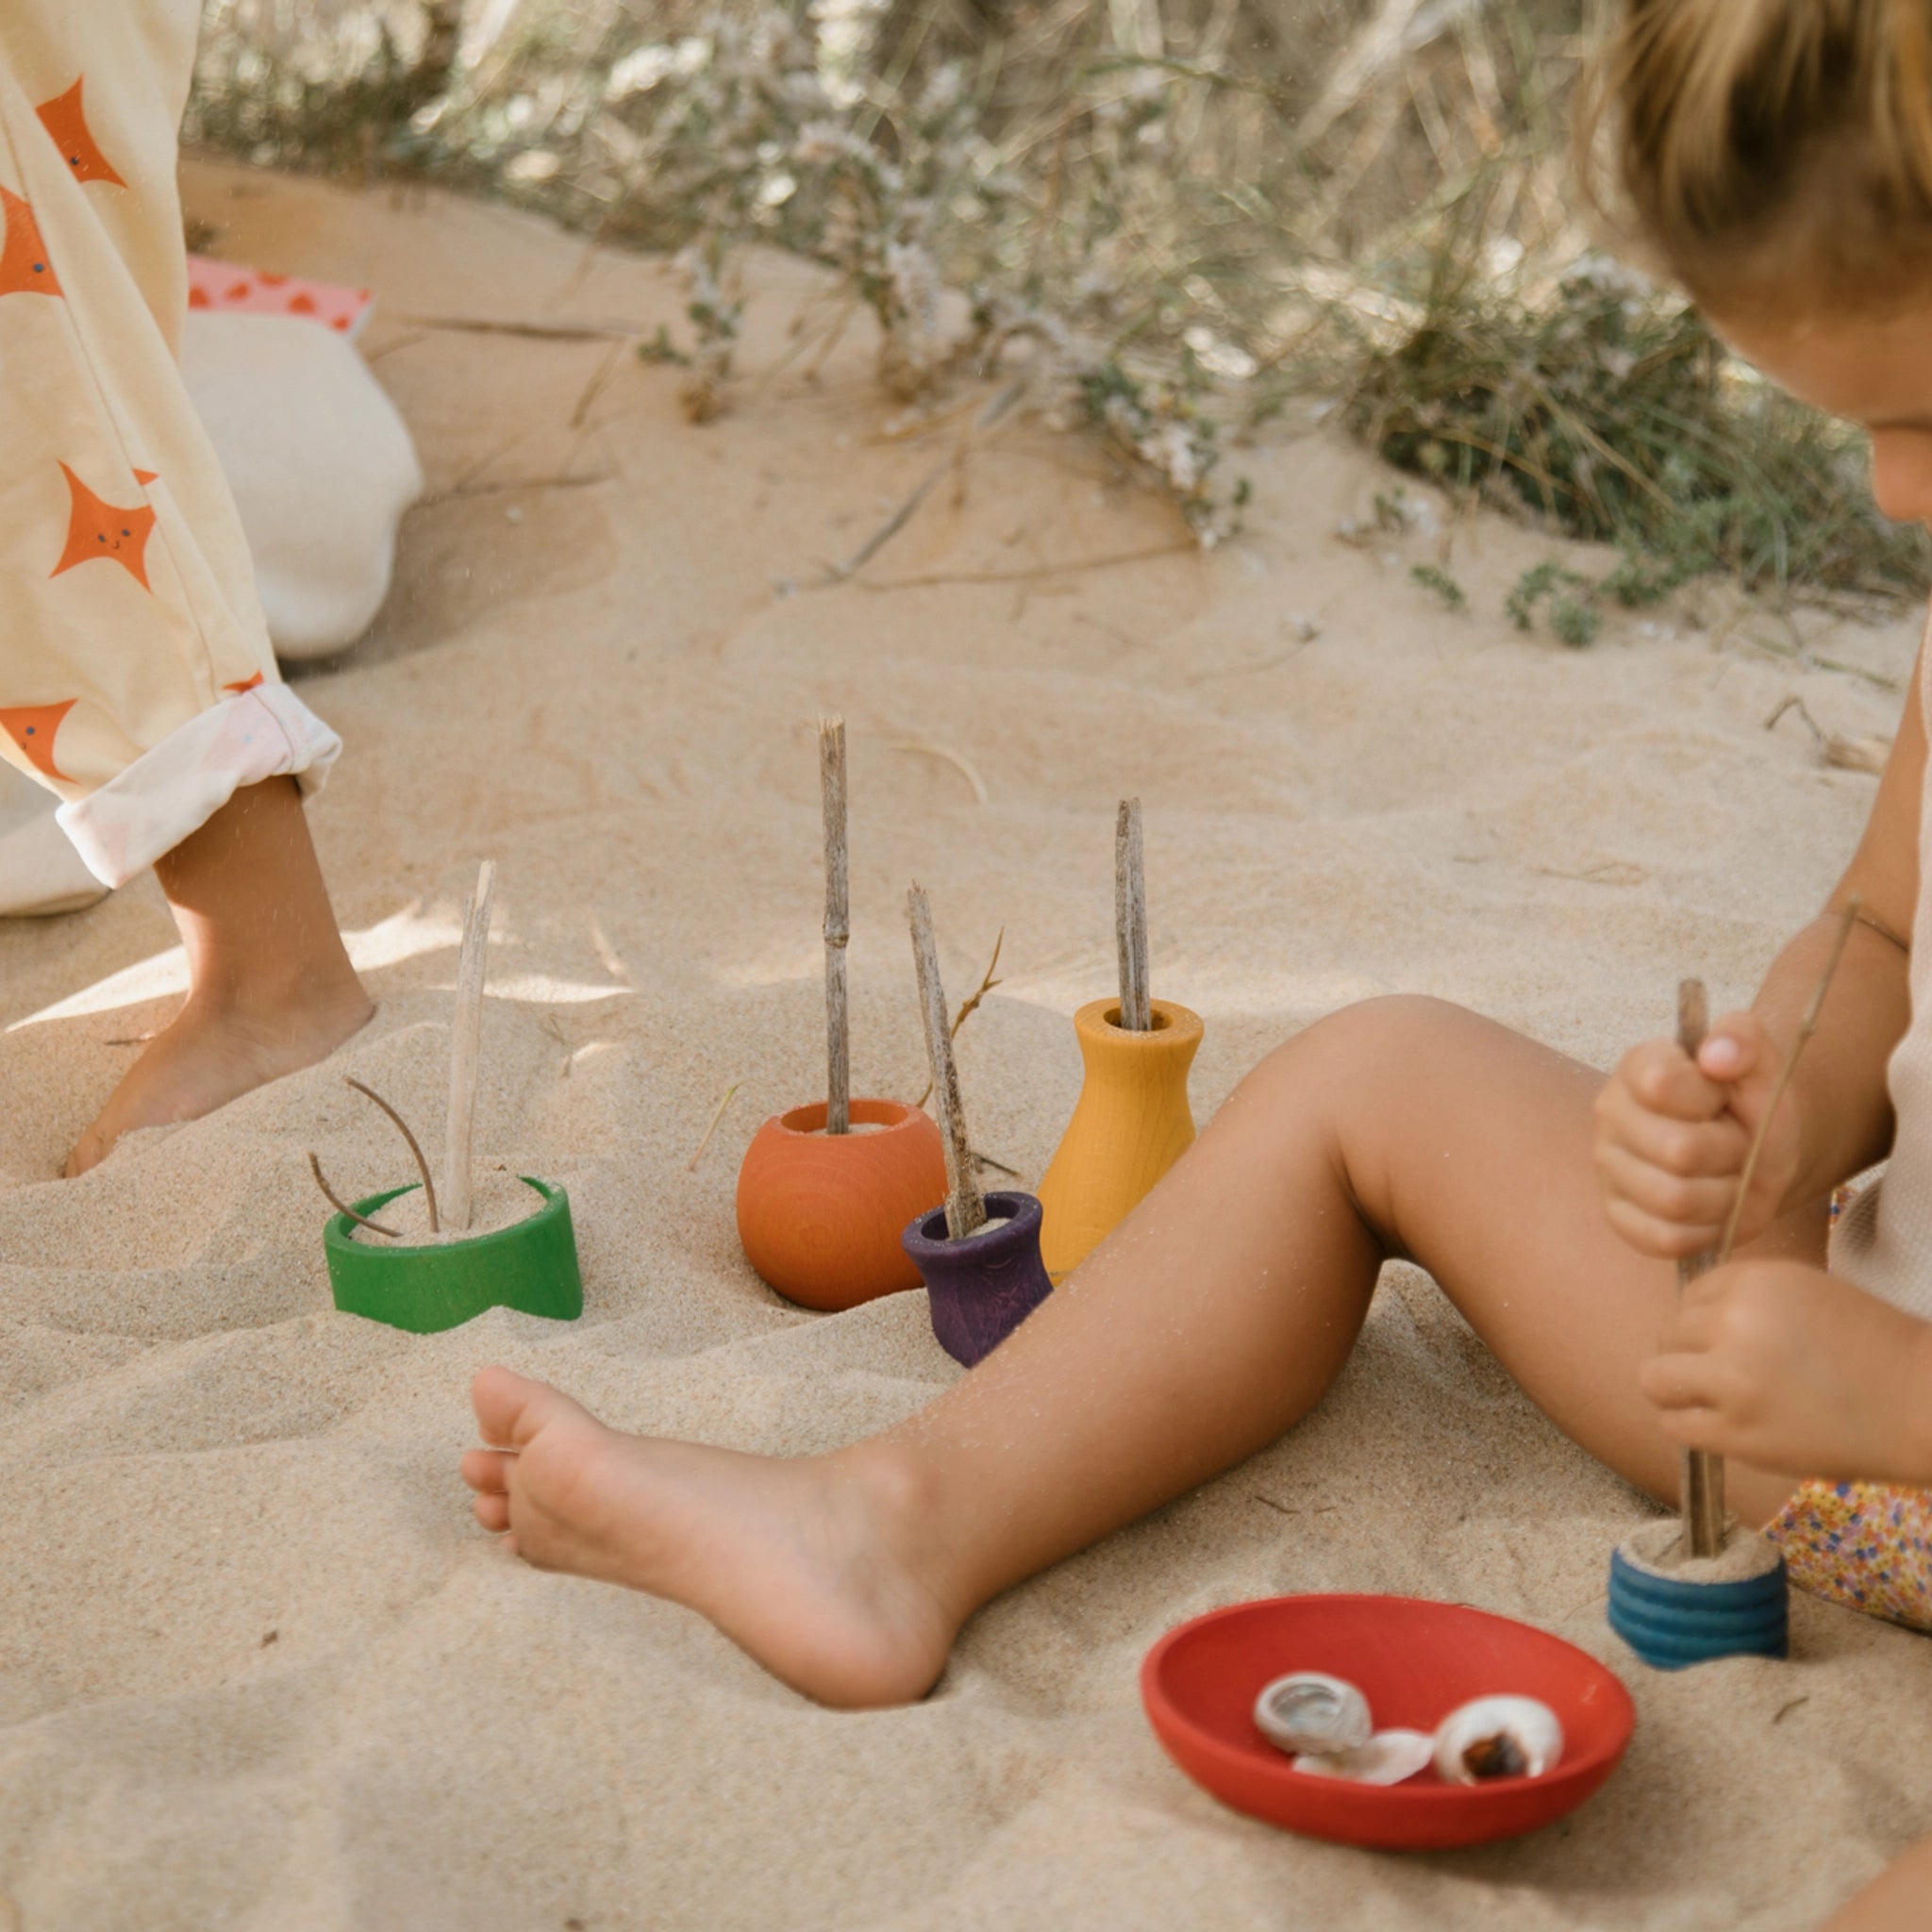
left=1141, top=1594, right=1636, bottom=1851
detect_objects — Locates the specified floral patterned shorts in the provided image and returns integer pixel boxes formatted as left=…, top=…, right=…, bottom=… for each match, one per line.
left=1764, top=1481, right=1932, bottom=1633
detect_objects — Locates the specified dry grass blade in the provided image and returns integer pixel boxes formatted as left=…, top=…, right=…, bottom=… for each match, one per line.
left=307, top=1151, right=402, bottom=1238
left=687, top=1082, right=741, bottom=1173
left=345, top=1076, right=440, bottom=1234
left=1714, top=899, right=1863, bottom=1267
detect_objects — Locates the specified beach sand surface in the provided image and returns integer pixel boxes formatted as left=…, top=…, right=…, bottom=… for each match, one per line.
left=0, top=158, right=1924, bottom=1928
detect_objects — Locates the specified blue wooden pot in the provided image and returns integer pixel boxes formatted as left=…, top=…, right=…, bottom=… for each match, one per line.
left=1607, top=1533, right=1789, bottom=1670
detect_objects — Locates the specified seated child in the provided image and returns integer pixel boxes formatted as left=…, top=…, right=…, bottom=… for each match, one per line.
left=0, top=3, right=370, bottom=1174
left=462, top=6, right=1932, bottom=1922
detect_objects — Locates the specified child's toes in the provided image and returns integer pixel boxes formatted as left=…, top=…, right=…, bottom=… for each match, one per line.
left=471, top=1364, right=597, bottom=1448
left=460, top=1446, right=512, bottom=1494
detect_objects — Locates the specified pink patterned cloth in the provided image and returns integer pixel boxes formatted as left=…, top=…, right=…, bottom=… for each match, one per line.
left=185, top=254, right=372, bottom=337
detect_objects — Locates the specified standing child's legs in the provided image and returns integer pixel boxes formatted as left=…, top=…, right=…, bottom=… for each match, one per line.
left=462, top=996, right=1816, bottom=1708
left=0, top=3, right=370, bottom=1172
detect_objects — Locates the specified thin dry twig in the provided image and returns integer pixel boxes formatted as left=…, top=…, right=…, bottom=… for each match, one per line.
left=345, top=1076, right=440, bottom=1233
left=307, top=1151, right=402, bottom=1238
left=687, top=1082, right=741, bottom=1172
left=857, top=541, right=1194, bottom=591
left=917, top=925, right=1006, bottom=1106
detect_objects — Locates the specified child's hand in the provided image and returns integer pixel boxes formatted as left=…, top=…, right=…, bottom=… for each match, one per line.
left=1591, top=1012, right=1799, bottom=1259
left=1641, top=1258, right=1932, bottom=1483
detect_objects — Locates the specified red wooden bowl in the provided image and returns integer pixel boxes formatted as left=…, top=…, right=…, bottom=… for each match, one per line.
left=1141, top=1594, right=1635, bottom=1851
left=736, top=1098, right=947, bottom=1311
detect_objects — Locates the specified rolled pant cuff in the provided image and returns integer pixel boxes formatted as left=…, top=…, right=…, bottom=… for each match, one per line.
left=57, top=684, right=342, bottom=889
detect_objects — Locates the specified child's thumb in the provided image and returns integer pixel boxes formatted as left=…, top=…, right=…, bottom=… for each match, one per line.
left=1695, top=1013, right=1762, bottom=1082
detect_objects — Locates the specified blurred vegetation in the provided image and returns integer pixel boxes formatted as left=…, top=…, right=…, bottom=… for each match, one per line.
left=186, top=0, right=1930, bottom=601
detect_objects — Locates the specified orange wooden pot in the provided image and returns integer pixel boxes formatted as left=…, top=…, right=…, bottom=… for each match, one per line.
left=736, top=1098, right=948, bottom=1310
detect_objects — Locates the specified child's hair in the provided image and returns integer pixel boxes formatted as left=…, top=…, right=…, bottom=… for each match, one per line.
left=1584, top=0, right=1932, bottom=314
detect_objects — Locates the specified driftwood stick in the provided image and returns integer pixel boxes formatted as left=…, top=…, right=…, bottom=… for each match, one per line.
left=1673, top=899, right=1860, bottom=1557
left=821, top=718, right=851, bottom=1135
left=346, top=1076, right=439, bottom=1233
left=1116, top=798, right=1151, bottom=1031
left=1673, top=980, right=1725, bottom=1559
left=444, top=859, right=497, bottom=1233
left=908, top=884, right=986, bottom=1239
left=307, top=1151, right=402, bottom=1238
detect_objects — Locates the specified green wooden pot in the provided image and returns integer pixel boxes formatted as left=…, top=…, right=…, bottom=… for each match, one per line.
left=323, top=1178, right=582, bottom=1333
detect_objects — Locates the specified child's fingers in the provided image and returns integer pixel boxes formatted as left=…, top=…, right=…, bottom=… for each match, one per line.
left=1595, top=1142, right=1736, bottom=1233
left=1614, top=1039, right=1730, bottom=1120
left=473, top=1491, right=512, bottom=1533
left=1601, top=1097, right=1749, bottom=1179
left=1602, top=1193, right=1724, bottom=1260
left=1639, top=1350, right=1730, bottom=1414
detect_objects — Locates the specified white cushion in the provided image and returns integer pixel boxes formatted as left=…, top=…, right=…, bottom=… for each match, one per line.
left=181, top=309, right=424, bottom=662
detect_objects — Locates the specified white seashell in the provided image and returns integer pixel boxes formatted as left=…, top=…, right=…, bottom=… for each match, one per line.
left=1431, top=1696, right=1564, bottom=1784
left=1291, top=1728, right=1434, bottom=1786
left=1253, top=1672, right=1374, bottom=1756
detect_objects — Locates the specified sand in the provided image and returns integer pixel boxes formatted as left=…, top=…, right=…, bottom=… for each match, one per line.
left=0, top=156, right=1925, bottom=1928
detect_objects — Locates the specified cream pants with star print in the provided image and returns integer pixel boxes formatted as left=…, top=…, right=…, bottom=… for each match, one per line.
left=0, top=1, right=339, bottom=890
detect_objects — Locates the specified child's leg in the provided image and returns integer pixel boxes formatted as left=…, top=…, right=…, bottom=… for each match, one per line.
left=464, top=997, right=1813, bottom=1707
left=63, top=774, right=370, bottom=1174
left=1825, top=1835, right=1932, bottom=1929
left=0, top=7, right=370, bottom=1172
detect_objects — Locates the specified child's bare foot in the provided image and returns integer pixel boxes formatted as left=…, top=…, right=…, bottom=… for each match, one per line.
left=64, top=975, right=373, bottom=1174
left=462, top=1367, right=959, bottom=1707
left=62, top=776, right=372, bottom=1176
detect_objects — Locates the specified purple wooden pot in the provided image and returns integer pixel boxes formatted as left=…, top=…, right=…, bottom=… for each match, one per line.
left=902, top=1190, right=1055, bottom=1367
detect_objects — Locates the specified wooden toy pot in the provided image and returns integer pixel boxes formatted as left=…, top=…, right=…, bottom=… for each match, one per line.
left=1037, top=997, right=1203, bottom=1281
left=1607, top=1521, right=1789, bottom=1669
left=737, top=1098, right=948, bottom=1311
left=902, top=1190, right=1055, bottom=1367
left=324, top=1178, right=582, bottom=1334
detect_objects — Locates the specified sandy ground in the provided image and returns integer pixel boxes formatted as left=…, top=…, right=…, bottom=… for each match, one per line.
left=0, top=158, right=1926, bottom=1929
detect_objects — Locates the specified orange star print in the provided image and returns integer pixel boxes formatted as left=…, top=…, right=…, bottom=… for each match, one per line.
left=53, top=464, right=157, bottom=590
left=0, top=701, right=77, bottom=782
left=0, top=187, right=60, bottom=299
left=224, top=673, right=265, bottom=694
left=36, top=78, right=125, bottom=188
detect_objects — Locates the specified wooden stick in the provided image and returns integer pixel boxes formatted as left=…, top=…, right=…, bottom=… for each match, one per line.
left=346, top=1076, right=439, bottom=1233
left=821, top=719, right=851, bottom=1136
left=1673, top=979, right=1725, bottom=1559
left=307, top=1152, right=402, bottom=1238
left=1674, top=898, right=1860, bottom=1557
left=1116, top=798, right=1151, bottom=1031
left=444, top=859, right=497, bottom=1234
left=908, top=884, right=986, bottom=1239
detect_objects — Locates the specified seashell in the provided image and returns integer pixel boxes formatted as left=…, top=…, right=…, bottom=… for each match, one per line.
left=1253, top=1672, right=1373, bottom=1756
left=1291, top=1728, right=1434, bottom=1786
left=1431, top=1696, right=1564, bottom=1784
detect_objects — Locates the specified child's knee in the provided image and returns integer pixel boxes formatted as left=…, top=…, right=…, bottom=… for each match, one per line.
left=1252, top=994, right=1478, bottom=1093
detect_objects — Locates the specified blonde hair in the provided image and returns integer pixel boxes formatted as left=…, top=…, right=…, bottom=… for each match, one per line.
left=1587, top=0, right=1932, bottom=311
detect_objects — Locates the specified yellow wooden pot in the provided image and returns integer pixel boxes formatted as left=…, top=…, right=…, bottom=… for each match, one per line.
left=1036, top=996, right=1203, bottom=1280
